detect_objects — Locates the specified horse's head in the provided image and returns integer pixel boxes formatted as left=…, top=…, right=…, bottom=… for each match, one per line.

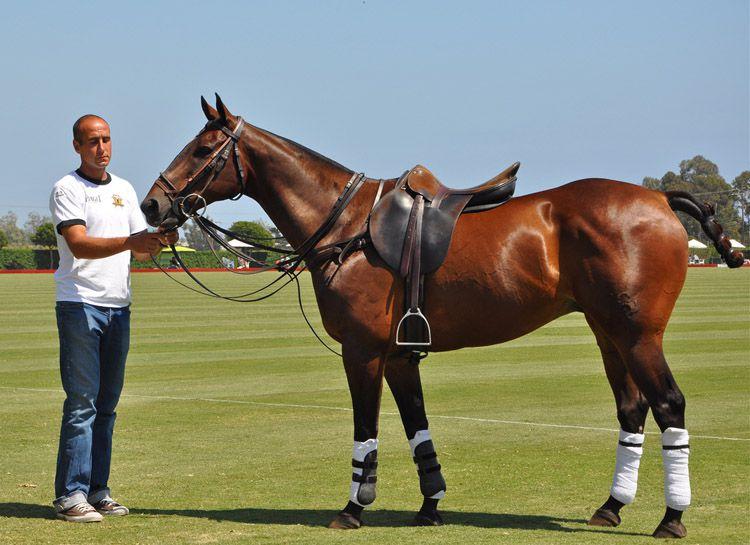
left=141, top=94, right=251, bottom=229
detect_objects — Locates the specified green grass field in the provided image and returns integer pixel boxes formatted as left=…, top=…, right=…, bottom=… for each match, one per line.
left=0, top=268, right=748, bottom=544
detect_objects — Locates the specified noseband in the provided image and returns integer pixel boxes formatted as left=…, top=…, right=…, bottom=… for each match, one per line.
left=156, top=117, right=247, bottom=222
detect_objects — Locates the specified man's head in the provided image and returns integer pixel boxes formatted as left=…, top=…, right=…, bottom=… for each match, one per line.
left=72, top=115, right=111, bottom=172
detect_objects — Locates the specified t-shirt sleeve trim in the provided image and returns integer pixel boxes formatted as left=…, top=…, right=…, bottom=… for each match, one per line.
left=56, top=219, right=86, bottom=235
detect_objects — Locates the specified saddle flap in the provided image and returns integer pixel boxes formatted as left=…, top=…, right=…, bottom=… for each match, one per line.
left=369, top=189, right=459, bottom=276
left=369, top=190, right=414, bottom=273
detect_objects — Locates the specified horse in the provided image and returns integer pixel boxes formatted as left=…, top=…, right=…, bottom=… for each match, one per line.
left=140, top=95, right=743, bottom=538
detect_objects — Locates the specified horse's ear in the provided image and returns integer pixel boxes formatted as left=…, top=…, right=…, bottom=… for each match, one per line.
left=215, top=93, right=232, bottom=122
left=201, top=96, right=218, bottom=121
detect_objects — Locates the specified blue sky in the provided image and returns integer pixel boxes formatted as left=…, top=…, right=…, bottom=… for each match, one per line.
left=0, top=0, right=747, bottom=228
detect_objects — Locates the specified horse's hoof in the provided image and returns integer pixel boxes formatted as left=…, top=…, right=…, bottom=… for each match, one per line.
left=587, top=507, right=621, bottom=527
left=328, top=512, right=361, bottom=530
left=412, top=510, right=443, bottom=526
left=652, top=520, right=687, bottom=539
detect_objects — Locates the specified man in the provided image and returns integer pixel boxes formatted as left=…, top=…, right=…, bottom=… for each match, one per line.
left=49, top=114, right=177, bottom=522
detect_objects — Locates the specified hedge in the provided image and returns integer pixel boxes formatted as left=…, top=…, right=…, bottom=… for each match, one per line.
left=131, top=250, right=272, bottom=269
left=0, top=248, right=271, bottom=270
left=0, top=248, right=59, bottom=269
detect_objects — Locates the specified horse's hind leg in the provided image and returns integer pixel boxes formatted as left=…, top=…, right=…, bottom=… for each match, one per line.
left=614, top=335, right=690, bottom=538
left=587, top=319, right=689, bottom=538
left=328, top=346, right=387, bottom=530
left=384, top=353, right=446, bottom=526
left=586, top=320, right=650, bottom=528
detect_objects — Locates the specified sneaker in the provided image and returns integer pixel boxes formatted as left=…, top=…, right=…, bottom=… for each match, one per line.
left=92, top=498, right=129, bottom=516
left=56, top=501, right=103, bottom=523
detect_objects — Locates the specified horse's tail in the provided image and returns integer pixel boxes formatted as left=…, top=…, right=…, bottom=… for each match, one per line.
left=666, top=190, right=744, bottom=268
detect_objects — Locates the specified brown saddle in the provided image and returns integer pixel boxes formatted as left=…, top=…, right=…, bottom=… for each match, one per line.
left=369, top=163, right=518, bottom=350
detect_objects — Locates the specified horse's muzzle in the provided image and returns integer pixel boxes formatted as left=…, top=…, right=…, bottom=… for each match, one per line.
left=140, top=198, right=162, bottom=226
left=140, top=195, right=180, bottom=228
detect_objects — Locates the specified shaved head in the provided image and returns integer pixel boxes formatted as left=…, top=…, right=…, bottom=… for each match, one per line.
left=73, top=114, right=108, bottom=143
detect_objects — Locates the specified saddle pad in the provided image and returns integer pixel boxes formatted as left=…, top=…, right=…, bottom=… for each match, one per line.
left=369, top=190, right=455, bottom=276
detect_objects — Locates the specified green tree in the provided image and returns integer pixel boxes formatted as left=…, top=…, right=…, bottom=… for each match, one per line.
left=642, top=155, right=741, bottom=240
left=32, top=222, right=57, bottom=268
left=0, top=229, right=7, bottom=249
left=732, top=171, right=750, bottom=243
left=31, top=222, right=57, bottom=247
left=0, top=212, right=27, bottom=246
left=24, top=211, right=51, bottom=240
left=228, top=221, right=272, bottom=242
left=183, top=217, right=212, bottom=251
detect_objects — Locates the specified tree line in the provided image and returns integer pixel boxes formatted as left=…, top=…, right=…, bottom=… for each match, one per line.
left=0, top=211, right=282, bottom=253
left=642, top=155, right=749, bottom=243
left=0, top=211, right=57, bottom=249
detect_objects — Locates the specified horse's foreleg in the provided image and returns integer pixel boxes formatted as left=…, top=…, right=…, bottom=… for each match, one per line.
left=328, top=347, right=386, bottom=530
left=384, top=354, right=446, bottom=526
left=587, top=321, right=650, bottom=528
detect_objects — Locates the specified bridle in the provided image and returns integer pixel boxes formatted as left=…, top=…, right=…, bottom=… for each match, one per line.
left=149, top=116, right=378, bottom=356
left=155, top=117, right=247, bottom=222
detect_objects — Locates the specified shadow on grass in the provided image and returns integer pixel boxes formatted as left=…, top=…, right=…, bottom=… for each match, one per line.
left=0, top=502, right=648, bottom=536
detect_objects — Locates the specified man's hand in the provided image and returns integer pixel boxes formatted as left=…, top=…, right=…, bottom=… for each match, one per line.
left=127, top=231, right=164, bottom=255
left=157, top=226, right=179, bottom=247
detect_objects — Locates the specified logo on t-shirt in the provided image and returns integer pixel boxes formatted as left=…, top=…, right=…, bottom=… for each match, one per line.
left=112, top=194, right=124, bottom=207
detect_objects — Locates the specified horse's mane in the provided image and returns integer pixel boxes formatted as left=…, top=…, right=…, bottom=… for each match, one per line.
left=252, top=124, right=354, bottom=176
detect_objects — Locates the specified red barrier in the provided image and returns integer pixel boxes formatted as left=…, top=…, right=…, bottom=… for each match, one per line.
left=0, top=268, right=267, bottom=274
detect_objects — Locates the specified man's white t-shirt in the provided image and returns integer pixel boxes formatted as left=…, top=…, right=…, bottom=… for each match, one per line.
left=49, top=170, right=148, bottom=307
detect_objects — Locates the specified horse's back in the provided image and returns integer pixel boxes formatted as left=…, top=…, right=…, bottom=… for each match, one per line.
left=425, top=178, right=687, bottom=348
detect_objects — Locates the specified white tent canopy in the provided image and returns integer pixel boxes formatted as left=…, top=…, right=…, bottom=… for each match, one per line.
left=729, top=239, right=746, bottom=249
left=227, top=239, right=252, bottom=248
left=687, top=239, right=707, bottom=249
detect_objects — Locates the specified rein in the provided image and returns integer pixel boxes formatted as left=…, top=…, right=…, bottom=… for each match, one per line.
left=151, top=169, right=369, bottom=356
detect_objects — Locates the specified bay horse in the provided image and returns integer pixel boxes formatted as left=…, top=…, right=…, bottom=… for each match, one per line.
left=140, top=96, right=743, bottom=539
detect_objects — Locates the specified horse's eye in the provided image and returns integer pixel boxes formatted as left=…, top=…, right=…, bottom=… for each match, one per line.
left=194, top=146, right=212, bottom=157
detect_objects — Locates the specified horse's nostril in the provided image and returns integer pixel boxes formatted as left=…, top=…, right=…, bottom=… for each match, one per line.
left=140, top=199, right=158, bottom=216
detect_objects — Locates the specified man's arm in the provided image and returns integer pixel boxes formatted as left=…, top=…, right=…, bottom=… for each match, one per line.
left=61, top=225, right=167, bottom=260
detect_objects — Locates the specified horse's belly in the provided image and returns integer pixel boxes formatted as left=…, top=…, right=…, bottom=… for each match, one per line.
left=424, top=207, right=569, bottom=351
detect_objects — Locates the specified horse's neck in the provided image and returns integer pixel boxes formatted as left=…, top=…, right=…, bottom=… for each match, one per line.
left=243, top=125, right=360, bottom=249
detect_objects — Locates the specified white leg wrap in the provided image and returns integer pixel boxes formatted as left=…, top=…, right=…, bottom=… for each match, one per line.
left=410, top=429, right=445, bottom=499
left=349, top=439, right=378, bottom=507
left=610, top=429, right=645, bottom=505
left=408, top=429, right=432, bottom=456
left=662, top=427, right=691, bottom=510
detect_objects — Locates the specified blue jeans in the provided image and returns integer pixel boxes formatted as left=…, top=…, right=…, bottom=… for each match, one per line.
left=54, top=301, right=130, bottom=508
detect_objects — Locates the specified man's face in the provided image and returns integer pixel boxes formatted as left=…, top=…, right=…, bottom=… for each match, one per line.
left=73, top=118, right=111, bottom=170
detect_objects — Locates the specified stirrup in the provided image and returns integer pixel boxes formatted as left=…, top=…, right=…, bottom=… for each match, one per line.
left=395, top=307, right=432, bottom=347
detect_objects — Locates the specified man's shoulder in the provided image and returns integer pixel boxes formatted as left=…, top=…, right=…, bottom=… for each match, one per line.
left=108, top=172, right=133, bottom=186
left=52, top=172, right=84, bottom=196
left=108, top=172, right=137, bottom=193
